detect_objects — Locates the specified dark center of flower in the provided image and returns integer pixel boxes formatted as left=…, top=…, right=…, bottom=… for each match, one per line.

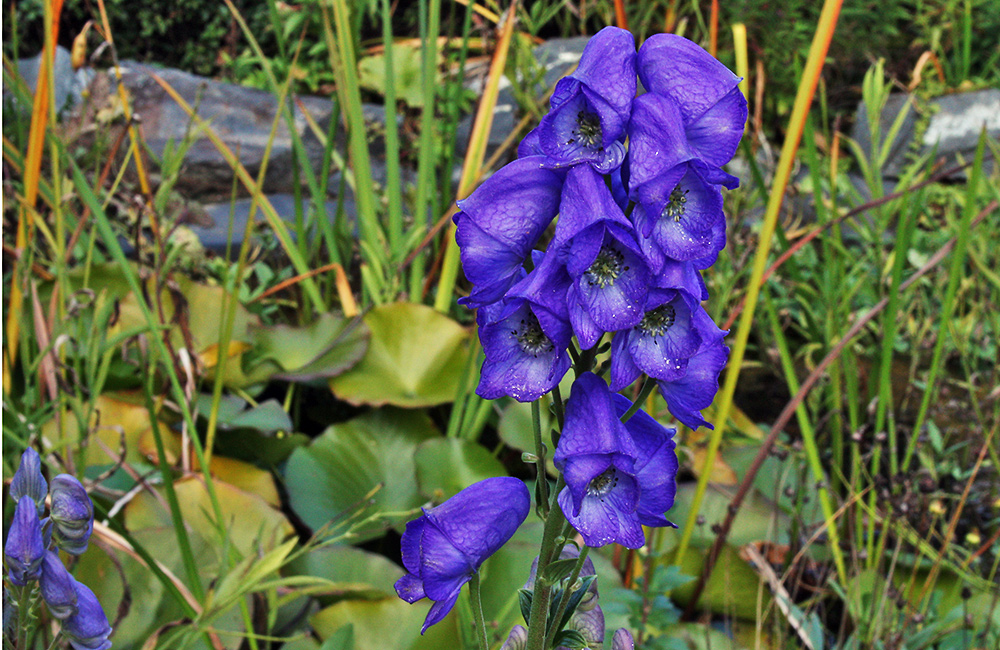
left=570, top=111, right=602, bottom=149
left=586, top=245, right=626, bottom=289
left=512, top=313, right=554, bottom=357
left=638, top=304, right=676, bottom=337
left=662, top=186, right=689, bottom=222
left=587, top=468, right=620, bottom=498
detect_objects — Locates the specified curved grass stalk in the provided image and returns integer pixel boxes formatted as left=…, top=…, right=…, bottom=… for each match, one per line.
left=672, top=0, right=847, bottom=586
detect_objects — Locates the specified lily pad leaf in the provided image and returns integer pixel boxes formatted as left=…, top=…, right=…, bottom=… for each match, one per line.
left=329, top=303, right=470, bottom=408
left=195, top=394, right=293, bottom=434
left=312, top=597, right=458, bottom=650
left=284, top=408, right=438, bottom=542
left=244, top=312, right=370, bottom=383
left=414, top=438, right=506, bottom=501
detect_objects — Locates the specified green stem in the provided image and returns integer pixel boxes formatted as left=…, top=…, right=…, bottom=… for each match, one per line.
left=469, top=573, right=489, bottom=650
left=620, top=376, right=656, bottom=423
left=543, top=546, right=591, bottom=649
left=16, top=584, right=30, bottom=650
left=524, top=477, right=567, bottom=650
left=532, top=400, right=550, bottom=515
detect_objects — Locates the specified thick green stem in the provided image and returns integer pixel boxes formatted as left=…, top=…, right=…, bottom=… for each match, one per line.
left=620, top=376, right=656, bottom=423
left=524, top=477, right=567, bottom=650
left=469, top=573, right=489, bottom=650
left=532, top=400, right=550, bottom=515
left=543, top=546, right=591, bottom=649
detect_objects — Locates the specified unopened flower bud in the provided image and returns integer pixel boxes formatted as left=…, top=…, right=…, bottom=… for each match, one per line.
left=40, top=551, right=78, bottom=619
left=500, top=624, right=527, bottom=650
left=62, top=581, right=112, bottom=650
left=521, top=452, right=539, bottom=463
left=50, top=475, right=94, bottom=556
left=4, top=496, right=46, bottom=585
left=612, top=628, right=635, bottom=650
left=10, top=448, right=47, bottom=516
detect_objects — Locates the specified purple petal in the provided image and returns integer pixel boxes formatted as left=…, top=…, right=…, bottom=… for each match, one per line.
left=558, top=477, right=645, bottom=549
left=554, top=373, right=639, bottom=460
left=613, top=395, right=679, bottom=527
left=421, top=588, right=462, bottom=634
left=627, top=94, right=692, bottom=212
left=658, top=340, right=729, bottom=430
left=687, top=86, right=748, bottom=167
left=609, top=333, right=642, bottom=392
left=637, top=34, right=742, bottom=124
left=573, top=26, right=637, bottom=121
left=555, top=166, right=632, bottom=247
left=394, top=573, right=426, bottom=604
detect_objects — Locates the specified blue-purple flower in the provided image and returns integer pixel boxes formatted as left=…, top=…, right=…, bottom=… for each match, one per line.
left=454, top=157, right=564, bottom=309
left=548, top=165, right=651, bottom=349
left=40, top=550, right=78, bottom=619
left=554, top=373, right=643, bottom=548
left=476, top=258, right=571, bottom=402
left=49, top=475, right=94, bottom=556
left=522, top=26, right=636, bottom=172
left=658, top=337, right=730, bottom=430
left=62, top=580, right=112, bottom=650
left=611, top=395, right=678, bottom=527
left=4, top=495, right=46, bottom=586
left=10, top=448, right=47, bottom=516
left=395, top=477, right=530, bottom=633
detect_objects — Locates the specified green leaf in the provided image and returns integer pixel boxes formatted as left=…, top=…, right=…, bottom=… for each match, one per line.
left=311, top=598, right=459, bottom=650
left=319, top=625, right=355, bottom=650
left=552, top=629, right=589, bottom=649
left=244, top=313, right=370, bottom=383
left=284, top=408, right=438, bottom=541
left=358, top=44, right=430, bottom=107
left=329, top=303, right=470, bottom=407
left=414, top=438, right=506, bottom=501
left=286, top=545, right=405, bottom=602
left=196, top=395, right=293, bottom=434
left=518, top=589, right=533, bottom=625
left=541, top=558, right=580, bottom=585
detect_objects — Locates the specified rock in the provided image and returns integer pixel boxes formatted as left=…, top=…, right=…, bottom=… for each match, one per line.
left=104, top=61, right=387, bottom=201
left=852, top=89, right=1000, bottom=179
left=8, top=46, right=94, bottom=117
left=192, top=193, right=356, bottom=255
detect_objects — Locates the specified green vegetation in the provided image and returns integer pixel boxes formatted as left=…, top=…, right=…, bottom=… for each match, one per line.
left=3, top=0, right=998, bottom=649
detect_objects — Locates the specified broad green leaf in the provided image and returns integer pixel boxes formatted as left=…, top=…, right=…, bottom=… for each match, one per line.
left=329, top=303, right=470, bottom=407
left=670, top=544, right=764, bottom=621
left=414, top=438, right=506, bottom=501
left=195, top=395, right=293, bottom=434
left=358, top=44, right=432, bottom=107
left=243, top=313, right=370, bottom=383
left=286, top=544, right=405, bottom=602
left=311, top=597, right=459, bottom=650
left=42, top=391, right=157, bottom=468
left=284, top=408, right=438, bottom=541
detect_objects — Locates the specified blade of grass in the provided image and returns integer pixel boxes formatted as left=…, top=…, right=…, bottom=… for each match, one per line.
left=434, top=1, right=518, bottom=312
left=672, top=0, right=845, bottom=586
left=409, top=0, right=444, bottom=301
left=381, top=0, right=404, bottom=262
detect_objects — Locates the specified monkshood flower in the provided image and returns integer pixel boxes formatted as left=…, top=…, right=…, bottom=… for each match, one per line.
left=62, top=580, right=113, bottom=650
left=553, top=373, right=644, bottom=548
left=613, top=628, right=636, bottom=650
left=395, top=477, right=530, bottom=633
left=40, top=550, right=78, bottom=619
left=477, top=262, right=573, bottom=402
left=50, top=475, right=94, bottom=556
left=611, top=394, right=678, bottom=527
left=500, top=625, right=528, bottom=650
left=454, top=157, right=563, bottom=309
left=520, top=26, right=636, bottom=172
left=4, top=496, right=46, bottom=586
left=637, top=34, right=747, bottom=168
left=608, top=288, right=721, bottom=391
left=10, top=448, right=47, bottom=516
left=547, top=166, right=651, bottom=349
left=658, top=337, right=730, bottom=431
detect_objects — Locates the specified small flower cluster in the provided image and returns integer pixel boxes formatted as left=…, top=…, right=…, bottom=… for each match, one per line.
left=455, top=27, right=744, bottom=431
left=395, top=27, right=744, bottom=648
left=4, top=448, right=113, bottom=650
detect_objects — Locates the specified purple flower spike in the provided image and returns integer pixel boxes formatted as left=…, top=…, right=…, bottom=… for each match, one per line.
left=4, top=496, right=46, bottom=586
left=658, top=338, right=730, bottom=430
left=612, top=628, right=636, bottom=650
left=40, top=551, right=78, bottom=619
left=455, top=157, right=564, bottom=308
left=395, top=477, right=530, bottom=633
left=62, top=580, right=112, bottom=650
left=531, top=26, right=636, bottom=171
left=50, top=475, right=94, bottom=556
left=553, top=166, right=651, bottom=348
left=554, top=373, right=644, bottom=549
left=612, top=395, right=679, bottom=527
left=10, top=447, right=47, bottom=516
left=637, top=34, right=747, bottom=166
